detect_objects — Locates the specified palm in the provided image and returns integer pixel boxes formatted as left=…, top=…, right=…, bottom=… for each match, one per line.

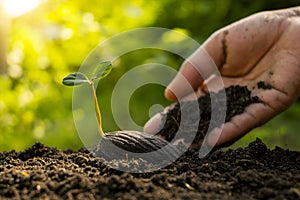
left=202, top=8, right=300, bottom=146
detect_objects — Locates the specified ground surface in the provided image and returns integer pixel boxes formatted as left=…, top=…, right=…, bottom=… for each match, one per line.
left=0, top=139, right=299, bottom=199
left=1, top=84, right=299, bottom=199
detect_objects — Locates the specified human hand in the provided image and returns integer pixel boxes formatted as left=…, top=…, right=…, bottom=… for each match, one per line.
left=144, top=7, right=300, bottom=148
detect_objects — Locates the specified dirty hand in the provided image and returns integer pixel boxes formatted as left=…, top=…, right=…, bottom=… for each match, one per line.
left=144, top=7, right=300, bottom=148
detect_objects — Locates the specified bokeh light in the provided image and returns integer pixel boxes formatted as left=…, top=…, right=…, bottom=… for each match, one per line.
left=1, top=0, right=44, bottom=17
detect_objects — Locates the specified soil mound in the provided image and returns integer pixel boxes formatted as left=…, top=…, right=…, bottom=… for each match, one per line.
left=0, top=139, right=299, bottom=199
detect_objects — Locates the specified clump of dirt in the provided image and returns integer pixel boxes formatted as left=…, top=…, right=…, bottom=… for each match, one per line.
left=156, top=85, right=260, bottom=146
left=0, top=139, right=299, bottom=199
left=257, top=81, right=273, bottom=89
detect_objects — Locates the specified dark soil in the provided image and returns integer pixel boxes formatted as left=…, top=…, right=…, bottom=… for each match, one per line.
left=1, top=84, right=299, bottom=199
left=0, top=139, right=300, bottom=199
left=156, top=85, right=260, bottom=146
left=99, top=85, right=259, bottom=162
left=257, top=81, right=273, bottom=90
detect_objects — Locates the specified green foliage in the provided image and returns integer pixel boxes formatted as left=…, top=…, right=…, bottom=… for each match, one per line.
left=62, top=61, right=112, bottom=86
left=92, top=61, right=113, bottom=81
left=62, top=61, right=112, bottom=138
left=1, top=0, right=300, bottom=151
left=231, top=102, right=300, bottom=151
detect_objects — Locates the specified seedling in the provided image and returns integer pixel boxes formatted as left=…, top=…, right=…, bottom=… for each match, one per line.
left=62, top=61, right=112, bottom=137
left=62, top=61, right=180, bottom=161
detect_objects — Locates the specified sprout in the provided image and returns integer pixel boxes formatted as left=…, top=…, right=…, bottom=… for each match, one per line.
left=62, top=61, right=112, bottom=137
left=62, top=61, right=180, bottom=162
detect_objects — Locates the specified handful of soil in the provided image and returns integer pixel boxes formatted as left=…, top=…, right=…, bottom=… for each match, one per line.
left=155, top=85, right=260, bottom=147
left=98, top=85, right=260, bottom=162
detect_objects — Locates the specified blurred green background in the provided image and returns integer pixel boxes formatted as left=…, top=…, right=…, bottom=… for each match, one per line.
left=0, top=0, right=299, bottom=151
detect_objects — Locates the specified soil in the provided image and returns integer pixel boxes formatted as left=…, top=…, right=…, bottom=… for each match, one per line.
left=156, top=85, right=260, bottom=146
left=0, top=139, right=300, bottom=199
left=98, top=85, right=260, bottom=162
left=257, top=81, right=273, bottom=90
left=1, top=84, right=299, bottom=199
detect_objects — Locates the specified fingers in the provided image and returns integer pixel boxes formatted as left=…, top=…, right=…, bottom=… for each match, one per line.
left=145, top=102, right=275, bottom=148
left=207, top=87, right=291, bottom=148
left=165, top=47, right=219, bottom=101
left=144, top=83, right=210, bottom=135
left=144, top=113, right=164, bottom=135
left=144, top=103, right=177, bottom=135
left=206, top=103, right=273, bottom=147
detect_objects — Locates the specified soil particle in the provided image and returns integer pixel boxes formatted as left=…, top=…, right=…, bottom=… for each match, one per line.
left=257, top=81, right=272, bottom=89
left=0, top=139, right=299, bottom=199
left=221, top=30, right=229, bottom=66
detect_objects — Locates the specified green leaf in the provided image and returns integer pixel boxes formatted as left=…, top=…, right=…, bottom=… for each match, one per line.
left=92, top=61, right=113, bottom=81
left=62, top=72, right=90, bottom=86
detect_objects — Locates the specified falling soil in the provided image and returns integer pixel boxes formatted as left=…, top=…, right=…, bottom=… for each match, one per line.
left=0, top=139, right=300, bottom=199
left=156, top=85, right=260, bottom=146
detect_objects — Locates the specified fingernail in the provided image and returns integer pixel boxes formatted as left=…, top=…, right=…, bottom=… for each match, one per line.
left=143, top=113, right=164, bottom=135
left=164, top=88, right=177, bottom=101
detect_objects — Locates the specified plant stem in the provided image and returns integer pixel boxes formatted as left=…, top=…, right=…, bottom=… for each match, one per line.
left=90, top=81, right=104, bottom=137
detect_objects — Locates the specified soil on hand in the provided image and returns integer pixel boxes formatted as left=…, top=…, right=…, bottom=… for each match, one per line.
left=0, top=139, right=300, bottom=199
left=98, top=85, right=259, bottom=161
left=156, top=85, right=260, bottom=146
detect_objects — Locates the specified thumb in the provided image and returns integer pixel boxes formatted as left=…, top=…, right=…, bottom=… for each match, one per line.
left=165, top=47, right=219, bottom=101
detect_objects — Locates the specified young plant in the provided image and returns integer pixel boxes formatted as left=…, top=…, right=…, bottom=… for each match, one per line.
left=62, top=61, right=179, bottom=160
left=62, top=61, right=112, bottom=138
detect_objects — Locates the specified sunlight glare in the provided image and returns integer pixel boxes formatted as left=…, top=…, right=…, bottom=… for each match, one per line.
left=1, top=0, right=43, bottom=17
